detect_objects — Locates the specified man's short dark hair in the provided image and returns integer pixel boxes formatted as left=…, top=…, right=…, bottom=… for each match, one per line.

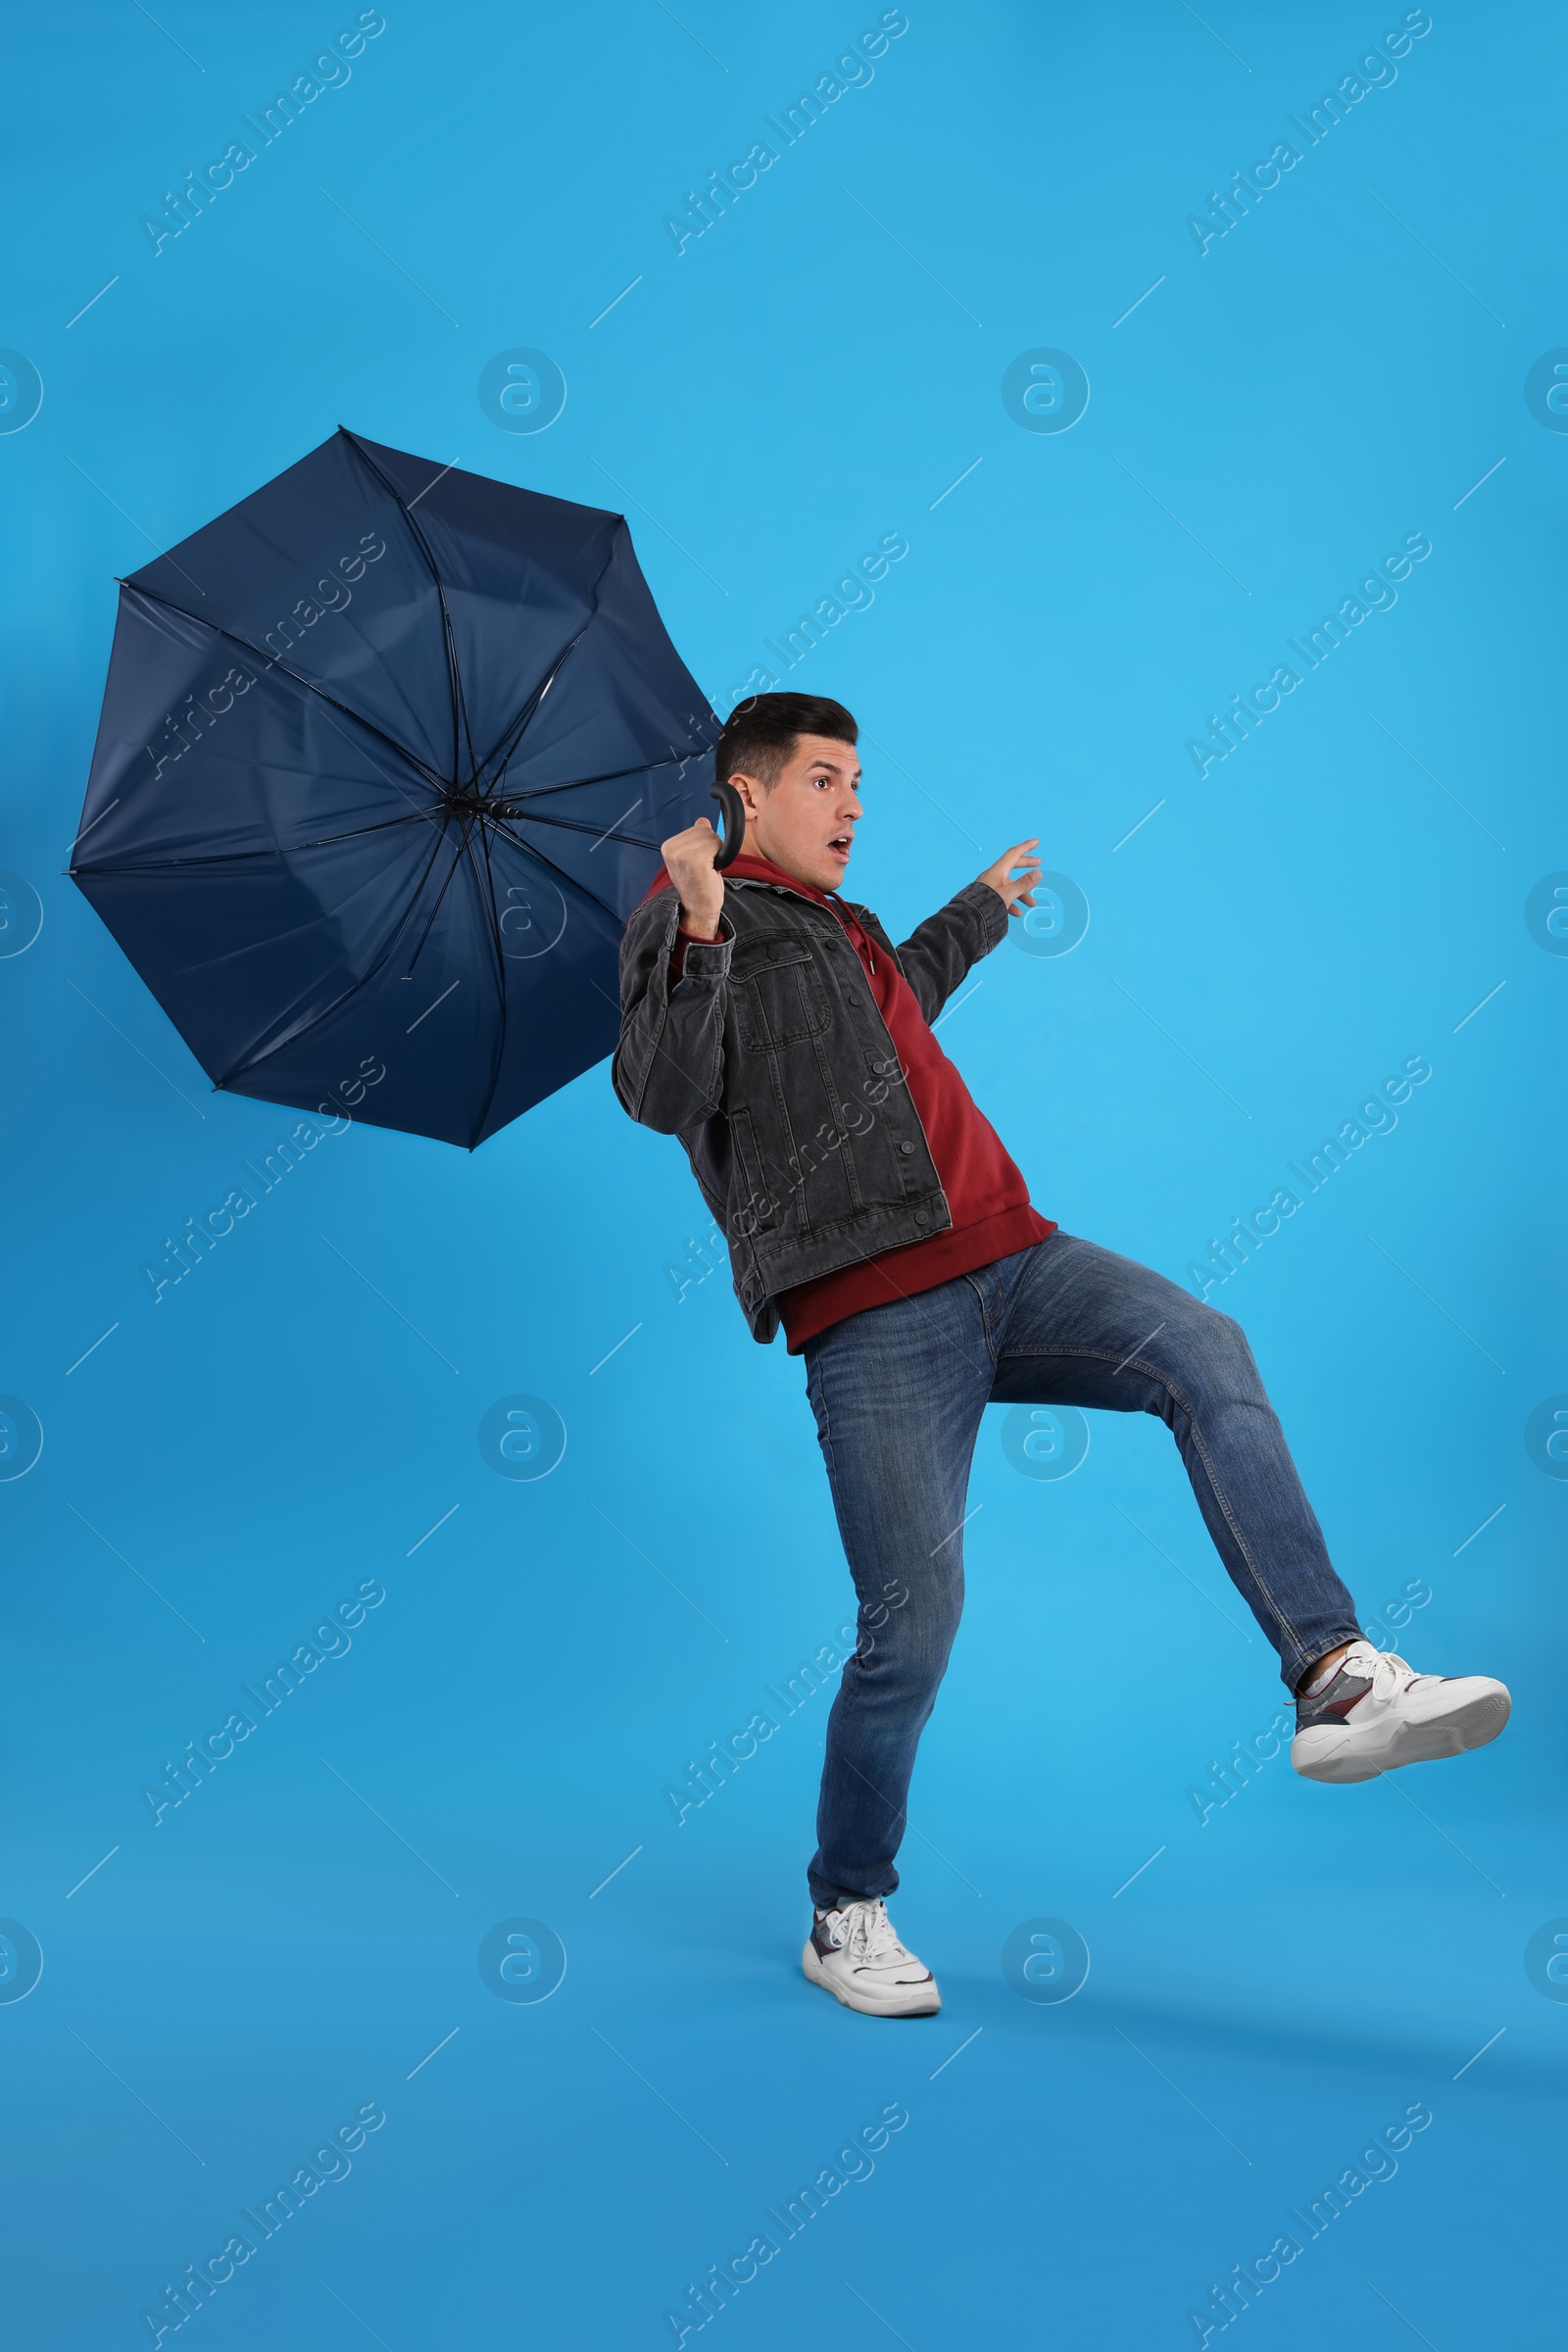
left=716, top=693, right=858, bottom=791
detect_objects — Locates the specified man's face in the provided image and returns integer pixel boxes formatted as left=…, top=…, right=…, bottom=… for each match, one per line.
left=732, top=732, right=863, bottom=892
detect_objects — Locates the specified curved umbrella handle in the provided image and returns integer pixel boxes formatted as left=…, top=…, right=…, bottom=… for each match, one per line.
left=710, top=778, right=746, bottom=870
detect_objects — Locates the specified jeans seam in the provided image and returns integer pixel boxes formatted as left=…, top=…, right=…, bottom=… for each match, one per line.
left=961, top=1269, right=1001, bottom=1366
left=998, top=1343, right=1313, bottom=1671
left=808, top=1358, right=837, bottom=1486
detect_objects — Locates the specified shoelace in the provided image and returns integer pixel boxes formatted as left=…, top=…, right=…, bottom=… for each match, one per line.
left=836, top=1900, right=907, bottom=1967
left=1343, top=1645, right=1431, bottom=1703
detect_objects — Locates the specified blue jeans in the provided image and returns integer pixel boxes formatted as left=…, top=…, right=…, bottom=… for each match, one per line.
left=801, top=1232, right=1361, bottom=1911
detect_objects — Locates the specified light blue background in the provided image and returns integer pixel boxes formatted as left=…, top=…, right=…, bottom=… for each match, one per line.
left=2, top=4, right=1562, bottom=2345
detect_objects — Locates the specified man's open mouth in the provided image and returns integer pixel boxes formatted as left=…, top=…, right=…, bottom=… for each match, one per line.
left=827, top=832, right=853, bottom=859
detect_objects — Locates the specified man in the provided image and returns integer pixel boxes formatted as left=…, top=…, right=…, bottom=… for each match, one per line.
left=613, top=693, right=1510, bottom=2020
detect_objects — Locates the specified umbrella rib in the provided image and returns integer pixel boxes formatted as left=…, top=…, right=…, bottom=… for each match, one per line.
left=399, top=816, right=473, bottom=980
left=464, top=822, right=512, bottom=1149
left=338, top=430, right=478, bottom=789
left=499, top=749, right=711, bottom=804
left=467, top=817, right=508, bottom=1004
left=121, top=582, right=448, bottom=794
left=445, top=600, right=479, bottom=788
left=213, top=815, right=460, bottom=1088
left=72, top=807, right=447, bottom=878
left=465, top=524, right=719, bottom=790
left=484, top=812, right=626, bottom=930
left=468, top=514, right=631, bottom=789
left=314, top=693, right=444, bottom=821
left=470, top=618, right=596, bottom=796
left=494, top=811, right=663, bottom=851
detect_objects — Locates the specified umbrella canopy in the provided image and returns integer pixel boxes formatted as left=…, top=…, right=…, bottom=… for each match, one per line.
left=71, top=428, right=720, bottom=1147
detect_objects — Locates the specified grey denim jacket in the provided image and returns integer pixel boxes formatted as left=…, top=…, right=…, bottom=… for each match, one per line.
left=612, top=872, right=1008, bottom=1343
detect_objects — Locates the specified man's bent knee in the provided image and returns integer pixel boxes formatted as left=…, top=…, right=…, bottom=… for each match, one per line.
left=1158, top=1300, right=1264, bottom=1402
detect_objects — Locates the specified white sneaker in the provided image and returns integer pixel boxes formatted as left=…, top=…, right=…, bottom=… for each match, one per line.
left=1292, top=1640, right=1511, bottom=1784
left=803, top=1898, right=941, bottom=2017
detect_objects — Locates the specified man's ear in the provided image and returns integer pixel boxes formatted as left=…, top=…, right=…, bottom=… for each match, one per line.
left=728, top=768, right=766, bottom=824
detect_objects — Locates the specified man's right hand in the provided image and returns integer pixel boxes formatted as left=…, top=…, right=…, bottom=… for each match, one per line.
left=661, top=816, right=727, bottom=941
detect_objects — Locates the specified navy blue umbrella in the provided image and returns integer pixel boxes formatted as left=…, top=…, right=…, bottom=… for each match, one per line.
left=71, top=428, right=732, bottom=1147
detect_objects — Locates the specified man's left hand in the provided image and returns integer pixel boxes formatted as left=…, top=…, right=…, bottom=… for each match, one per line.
left=977, top=839, right=1043, bottom=915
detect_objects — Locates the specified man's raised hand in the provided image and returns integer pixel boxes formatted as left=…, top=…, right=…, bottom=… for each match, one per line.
left=977, top=839, right=1043, bottom=916
left=661, top=816, right=727, bottom=941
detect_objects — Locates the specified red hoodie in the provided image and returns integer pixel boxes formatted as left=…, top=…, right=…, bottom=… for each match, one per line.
left=642, top=854, right=1054, bottom=1351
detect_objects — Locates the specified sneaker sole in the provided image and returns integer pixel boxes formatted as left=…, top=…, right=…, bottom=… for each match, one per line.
left=801, top=1939, right=942, bottom=2018
left=1293, top=1688, right=1511, bottom=1784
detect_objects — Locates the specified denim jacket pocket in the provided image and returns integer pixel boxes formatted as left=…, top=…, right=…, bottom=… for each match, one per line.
left=730, top=936, right=833, bottom=1051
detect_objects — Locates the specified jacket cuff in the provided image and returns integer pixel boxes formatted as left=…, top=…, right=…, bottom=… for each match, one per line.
left=956, top=878, right=1010, bottom=955
left=669, top=911, right=734, bottom=987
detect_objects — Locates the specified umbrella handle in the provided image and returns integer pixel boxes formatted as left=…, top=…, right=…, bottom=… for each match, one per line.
left=710, top=779, right=746, bottom=871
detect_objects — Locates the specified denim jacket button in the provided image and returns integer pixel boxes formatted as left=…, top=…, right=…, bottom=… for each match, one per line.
left=899, top=1141, right=914, bottom=1154
left=914, top=1208, right=930, bottom=1225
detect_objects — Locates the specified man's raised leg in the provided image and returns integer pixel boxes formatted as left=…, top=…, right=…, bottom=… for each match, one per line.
left=988, top=1232, right=1508, bottom=1778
